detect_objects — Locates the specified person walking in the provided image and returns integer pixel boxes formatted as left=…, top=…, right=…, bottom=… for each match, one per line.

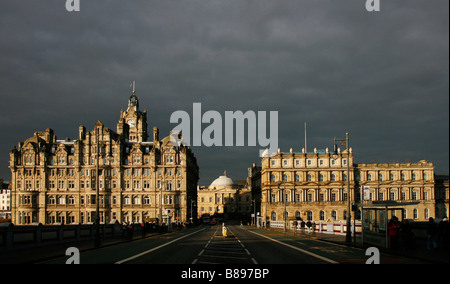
left=426, top=217, right=438, bottom=250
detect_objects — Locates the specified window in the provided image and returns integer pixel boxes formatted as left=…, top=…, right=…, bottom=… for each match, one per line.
left=165, top=195, right=173, bottom=204
left=319, top=174, right=324, bottom=182
left=295, top=174, right=300, bottom=182
left=412, top=173, right=416, bottom=180
left=319, top=193, right=324, bottom=202
left=331, top=174, right=336, bottom=181
left=320, top=211, right=325, bottom=221
left=283, top=174, right=288, bottom=182
left=271, top=212, right=277, bottom=221
left=368, top=174, right=372, bottom=181
left=270, top=174, right=276, bottom=183
left=331, top=193, right=336, bottom=202
left=271, top=194, right=277, bottom=203
left=307, top=174, right=312, bottom=182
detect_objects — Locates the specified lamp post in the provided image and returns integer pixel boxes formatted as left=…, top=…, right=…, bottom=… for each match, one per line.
left=277, top=182, right=288, bottom=232
left=334, top=133, right=352, bottom=243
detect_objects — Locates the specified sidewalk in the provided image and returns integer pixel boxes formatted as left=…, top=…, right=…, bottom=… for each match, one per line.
left=262, top=226, right=449, bottom=264
left=0, top=231, right=161, bottom=264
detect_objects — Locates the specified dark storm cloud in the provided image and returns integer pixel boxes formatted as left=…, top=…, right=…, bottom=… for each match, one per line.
left=0, top=0, right=448, bottom=184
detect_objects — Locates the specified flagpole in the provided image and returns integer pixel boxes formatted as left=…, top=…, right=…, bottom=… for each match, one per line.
left=304, top=122, right=307, bottom=153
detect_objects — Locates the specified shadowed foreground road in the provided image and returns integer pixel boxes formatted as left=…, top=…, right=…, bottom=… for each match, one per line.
left=39, top=224, right=427, bottom=264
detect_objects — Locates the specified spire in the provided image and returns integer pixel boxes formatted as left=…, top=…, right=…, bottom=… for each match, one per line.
left=127, top=81, right=139, bottom=111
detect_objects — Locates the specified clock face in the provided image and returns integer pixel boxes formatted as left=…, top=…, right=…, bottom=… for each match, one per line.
left=127, top=119, right=136, bottom=128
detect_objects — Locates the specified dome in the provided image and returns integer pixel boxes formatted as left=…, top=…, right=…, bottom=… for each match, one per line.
left=210, top=174, right=235, bottom=187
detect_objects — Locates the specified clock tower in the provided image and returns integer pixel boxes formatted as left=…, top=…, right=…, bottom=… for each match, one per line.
left=117, top=82, right=148, bottom=142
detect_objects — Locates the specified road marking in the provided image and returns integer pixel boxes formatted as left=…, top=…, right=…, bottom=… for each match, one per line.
left=115, top=228, right=205, bottom=264
left=246, top=229, right=339, bottom=264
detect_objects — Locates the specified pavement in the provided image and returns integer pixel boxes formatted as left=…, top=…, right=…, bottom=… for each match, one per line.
left=0, top=230, right=163, bottom=264
left=264, top=226, right=449, bottom=264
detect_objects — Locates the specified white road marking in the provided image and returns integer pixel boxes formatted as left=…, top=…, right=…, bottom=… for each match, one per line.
left=245, top=229, right=339, bottom=264
left=115, top=228, right=205, bottom=264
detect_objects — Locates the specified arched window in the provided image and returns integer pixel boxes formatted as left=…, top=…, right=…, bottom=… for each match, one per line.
left=270, top=174, right=276, bottom=183
left=271, top=211, right=277, bottom=221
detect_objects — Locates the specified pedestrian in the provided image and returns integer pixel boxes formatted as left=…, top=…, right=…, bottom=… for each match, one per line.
left=312, top=221, right=316, bottom=233
left=438, top=217, right=449, bottom=250
left=400, top=219, right=415, bottom=250
left=306, top=220, right=312, bottom=233
left=300, top=220, right=305, bottom=231
left=388, top=216, right=401, bottom=249
left=426, top=217, right=438, bottom=250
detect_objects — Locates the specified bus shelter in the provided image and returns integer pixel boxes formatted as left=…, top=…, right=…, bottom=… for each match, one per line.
left=362, top=201, right=419, bottom=248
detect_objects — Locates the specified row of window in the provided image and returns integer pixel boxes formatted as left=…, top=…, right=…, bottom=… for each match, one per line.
left=17, top=179, right=184, bottom=191
left=270, top=159, right=348, bottom=168
left=270, top=208, right=433, bottom=222
left=18, top=167, right=184, bottom=178
left=268, top=189, right=431, bottom=203
left=269, top=171, right=430, bottom=183
left=22, top=153, right=178, bottom=167
left=270, top=173, right=348, bottom=183
left=19, top=194, right=181, bottom=206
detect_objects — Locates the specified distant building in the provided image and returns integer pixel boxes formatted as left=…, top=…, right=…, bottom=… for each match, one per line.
left=249, top=146, right=445, bottom=225
left=197, top=172, right=252, bottom=220
left=9, top=88, right=199, bottom=225
left=0, top=179, right=11, bottom=219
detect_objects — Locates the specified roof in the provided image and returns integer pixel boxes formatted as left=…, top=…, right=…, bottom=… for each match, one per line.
left=210, top=174, right=235, bottom=187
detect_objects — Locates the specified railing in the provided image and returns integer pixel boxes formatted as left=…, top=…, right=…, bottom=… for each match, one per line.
left=0, top=223, right=122, bottom=252
left=268, top=220, right=362, bottom=235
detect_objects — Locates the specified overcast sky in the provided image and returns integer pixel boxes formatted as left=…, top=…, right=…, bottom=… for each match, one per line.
left=0, top=0, right=448, bottom=185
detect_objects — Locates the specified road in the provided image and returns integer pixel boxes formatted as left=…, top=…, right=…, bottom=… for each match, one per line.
left=40, top=224, right=427, bottom=264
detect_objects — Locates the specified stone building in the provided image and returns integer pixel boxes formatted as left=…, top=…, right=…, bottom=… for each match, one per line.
left=197, top=173, right=252, bottom=220
left=9, top=89, right=199, bottom=225
left=0, top=179, right=11, bottom=219
left=249, top=146, right=442, bottom=225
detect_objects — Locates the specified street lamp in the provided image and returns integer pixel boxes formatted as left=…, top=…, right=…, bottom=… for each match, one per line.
left=277, top=182, right=291, bottom=233
left=334, top=133, right=352, bottom=243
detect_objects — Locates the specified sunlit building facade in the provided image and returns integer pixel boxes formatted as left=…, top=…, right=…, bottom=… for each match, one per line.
left=250, top=147, right=441, bottom=224
left=9, top=90, right=199, bottom=225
